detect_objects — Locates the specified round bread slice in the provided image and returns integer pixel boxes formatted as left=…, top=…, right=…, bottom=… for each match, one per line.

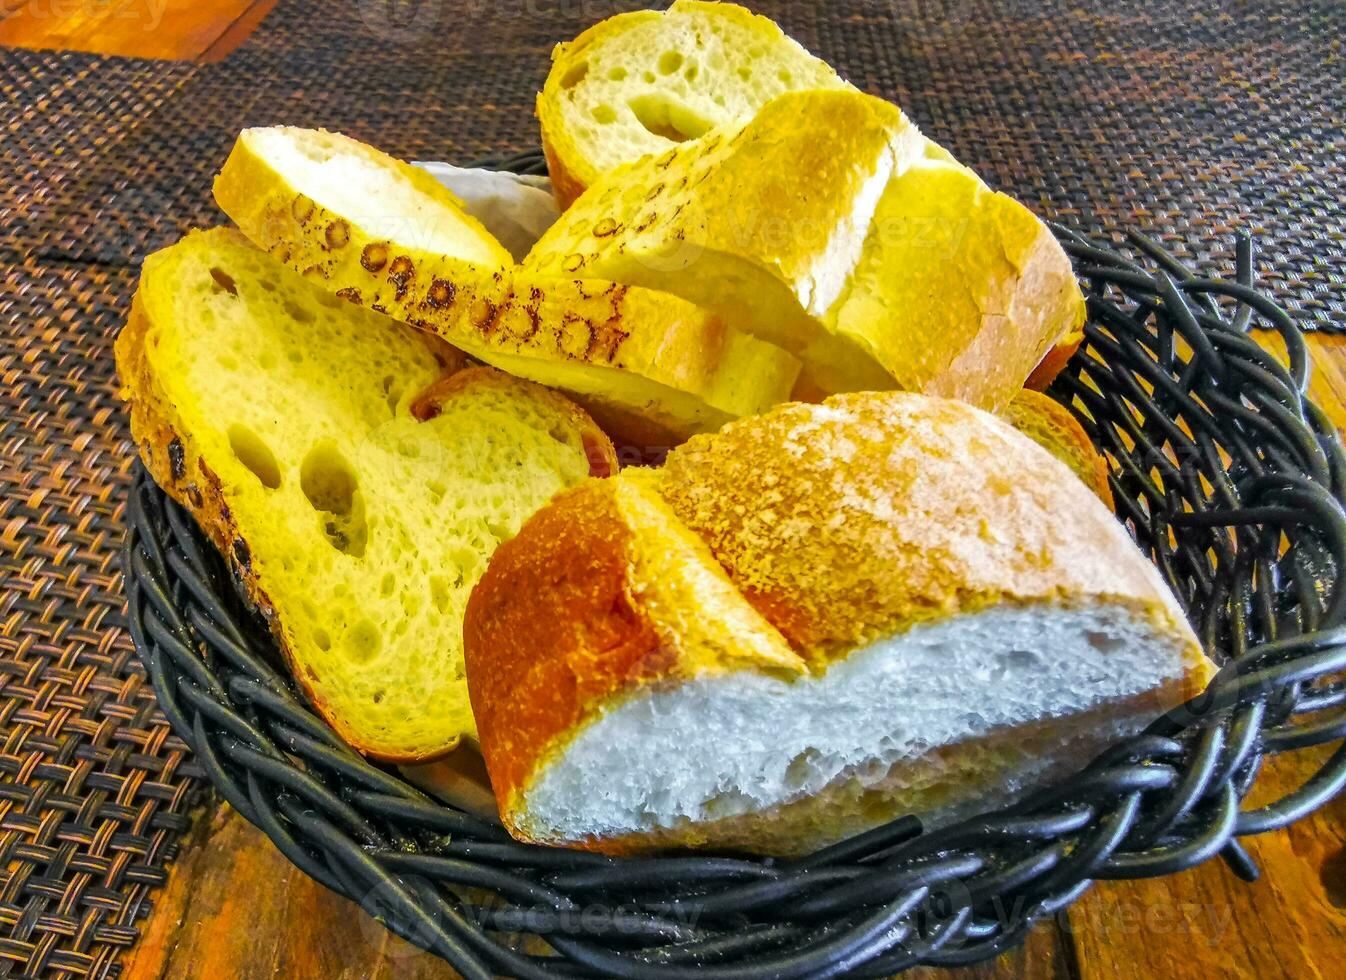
left=537, top=0, right=849, bottom=206
left=117, top=228, right=617, bottom=761
left=464, top=392, right=1213, bottom=855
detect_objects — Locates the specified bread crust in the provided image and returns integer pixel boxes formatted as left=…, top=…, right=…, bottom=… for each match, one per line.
left=1026, top=327, right=1085, bottom=391
left=214, top=127, right=801, bottom=444
left=656, top=393, right=1199, bottom=667
left=465, top=392, right=1213, bottom=852
left=464, top=472, right=802, bottom=840
left=1003, top=388, right=1113, bottom=507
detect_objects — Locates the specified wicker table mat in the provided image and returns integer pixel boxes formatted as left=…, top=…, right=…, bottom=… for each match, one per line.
left=1, top=1, right=1344, bottom=976
left=0, top=257, right=203, bottom=979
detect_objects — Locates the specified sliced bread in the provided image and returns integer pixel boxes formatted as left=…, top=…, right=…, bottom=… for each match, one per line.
left=1003, top=388, right=1113, bottom=506
left=526, top=91, right=1083, bottom=409
left=215, top=126, right=801, bottom=445
left=116, top=227, right=616, bottom=761
left=464, top=392, right=1212, bottom=855
left=537, top=0, right=851, bottom=206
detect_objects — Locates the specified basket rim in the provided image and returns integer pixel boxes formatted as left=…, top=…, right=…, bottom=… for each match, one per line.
left=121, top=148, right=1346, bottom=979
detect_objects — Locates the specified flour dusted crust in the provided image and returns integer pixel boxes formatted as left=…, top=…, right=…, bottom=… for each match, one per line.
left=464, top=393, right=1213, bottom=853
left=655, top=393, right=1196, bottom=664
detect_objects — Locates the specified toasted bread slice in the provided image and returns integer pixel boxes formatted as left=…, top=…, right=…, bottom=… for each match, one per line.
left=116, top=228, right=615, bottom=761
left=538, top=0, right=850, bottom=206
left=214, top=126, right=800, bottom=446
left=465, top=394, right=1211, bottom=855
left=527, top=91, right=1084, bottom=409
left=1003, top=389, right=1113, bottom=506
left=529, top=90, right=926, bottom=396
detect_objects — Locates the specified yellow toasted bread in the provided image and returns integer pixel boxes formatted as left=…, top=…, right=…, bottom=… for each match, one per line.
left=527, top=91, right=1083, bottom=410
left=214, top=126, right=800, bottom=446
left=116, top=227, right=616, bottom=761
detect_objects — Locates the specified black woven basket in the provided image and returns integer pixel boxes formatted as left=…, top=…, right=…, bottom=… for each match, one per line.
left=123, top=151, right=1346, bottom=979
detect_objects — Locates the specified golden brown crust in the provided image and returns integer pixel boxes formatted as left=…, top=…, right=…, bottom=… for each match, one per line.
left=1002, top=388, right=1113, bottom=507
left=464, top=473, right=800, bottom=839
left=538, top=111, right=589, bottom=210
left=654, top=393, right=1199, bottom=670
left=1026, top=327, right=1085, bottom=391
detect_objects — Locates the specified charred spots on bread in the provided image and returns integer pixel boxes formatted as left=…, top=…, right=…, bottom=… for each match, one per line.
left=590, top=315, right=631, bottom=362
left=291, top=194, right=315, bottom=224
left=470, top=296, right=501, bottom=335
left=425, top=277, right=456, bottom=310
left=167, top=437, right=186, bottom=482
left=325, top=220, right=350, bottom=250
left=335, top=286, right=363, bottom=305
left=232, top=536, right=252, bottom=570
left=497, top=296, right=542, bottom=343
left=388, top=256, right=416, bottom=300
left=361, top=242, right=390, bottom=272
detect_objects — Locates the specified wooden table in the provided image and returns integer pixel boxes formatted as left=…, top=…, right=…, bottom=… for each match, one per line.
left=126, top=332, right=1346, bottom=980
left=5, top=3, right=1345, bottom=977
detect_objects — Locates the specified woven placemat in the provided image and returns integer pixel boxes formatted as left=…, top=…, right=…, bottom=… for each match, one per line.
left=13, top=0, right=1345, bottom=327
left=0, top=257, right=204, bottom=978
left=1, top=0, right=1344, bottom=975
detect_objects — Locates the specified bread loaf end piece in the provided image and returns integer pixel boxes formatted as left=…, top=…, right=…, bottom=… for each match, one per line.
left=466, top=392, right=1211, bottom=854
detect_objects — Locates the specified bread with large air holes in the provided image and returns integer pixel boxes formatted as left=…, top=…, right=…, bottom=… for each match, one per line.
left=527, top=89, right=1085, bottom=410
left=463, top=392, right=1213, bottom=855
left=535, top=1, right=1083, bottom=401
left=115, top=227, right=617, bottom=762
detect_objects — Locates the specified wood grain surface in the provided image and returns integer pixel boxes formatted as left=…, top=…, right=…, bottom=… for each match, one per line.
left=0, top=0, right=274, bottom=61
left=122, top=333, right=1346, bottom=979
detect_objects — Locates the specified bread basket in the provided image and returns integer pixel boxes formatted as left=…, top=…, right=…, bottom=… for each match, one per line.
left=122, top=150, right=1346, bottom=978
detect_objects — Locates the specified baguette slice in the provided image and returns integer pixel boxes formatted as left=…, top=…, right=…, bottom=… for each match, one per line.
left=117, top=228, right=616, bottom=761
left=529, top=90, right=927, bottom=396
left=538, top=0, right=851, bottom=206
left=1003, top=389, right=1113, bottom=506
left=465, top=392, right=1212, bottom=855
left=528, top=91, right=1084, bottom=409
left=214, top=127, right=801, bottom=445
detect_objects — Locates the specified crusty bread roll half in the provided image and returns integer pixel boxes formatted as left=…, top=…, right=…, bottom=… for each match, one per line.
left=464, top=392, right=1213, bottom=855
